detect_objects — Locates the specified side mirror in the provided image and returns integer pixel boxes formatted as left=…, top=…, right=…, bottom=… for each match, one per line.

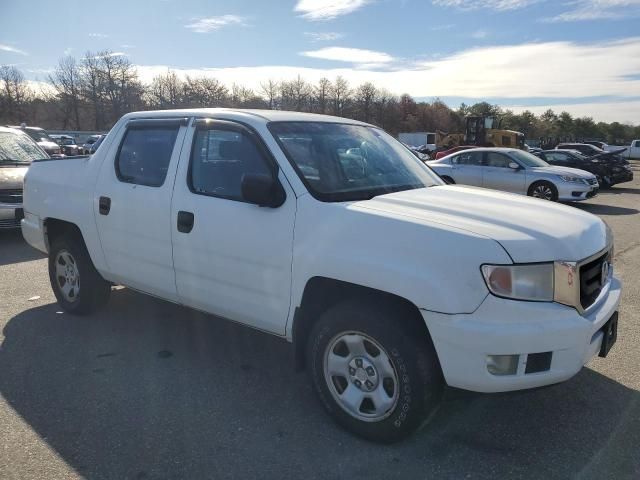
left=241, top=173, right=285, bottom=208
left=509, top=162, right=520, bottom=170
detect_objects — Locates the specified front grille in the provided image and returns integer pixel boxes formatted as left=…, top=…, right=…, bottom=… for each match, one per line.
left=579, top=251, right=610, bottom=309
left=0, top=218, right=21, bottom=229
left=0, top=189, right=23, bottom=204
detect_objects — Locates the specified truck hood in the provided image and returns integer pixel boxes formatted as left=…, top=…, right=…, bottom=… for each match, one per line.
left=527, top=165, right=595, bottom=179
left=356, top=185, right=607, bottom=263
left=0, top=165, right=28, bottom=190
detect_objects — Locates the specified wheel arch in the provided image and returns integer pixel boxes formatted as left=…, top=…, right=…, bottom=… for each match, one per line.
left=292, top=276, right=435, bottom=371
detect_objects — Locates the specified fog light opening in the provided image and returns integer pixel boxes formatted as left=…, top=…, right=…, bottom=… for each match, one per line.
left=486, top=354, right=519, bottom=376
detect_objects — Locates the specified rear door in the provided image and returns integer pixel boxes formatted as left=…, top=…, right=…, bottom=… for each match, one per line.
left=482, top=151, right=526, bottom=194
left=94, top=117, right=188, bottom=301
left=450, top=151, right=484, bottom=186
left=170, top=119, right=296, bottom=335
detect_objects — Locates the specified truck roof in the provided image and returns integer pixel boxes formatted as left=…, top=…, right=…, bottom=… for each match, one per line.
left=121, top=108, right=374, bottom=127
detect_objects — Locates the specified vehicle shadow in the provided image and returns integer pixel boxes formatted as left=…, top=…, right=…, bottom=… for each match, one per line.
left=0, top=290, right=638, bottom=479
left=573, top=203, right=639, bottom=216
left=603, top=187, right=640, bottom=195
left=0, top=230, right=45, bottom=267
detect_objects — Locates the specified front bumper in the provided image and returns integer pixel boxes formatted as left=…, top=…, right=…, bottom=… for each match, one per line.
left=611, top=170, right=633, bottom=185
left=0, top=203, right=23, bottom=229
left=422, top=274, right=621, bottom=393
left=557, top=182, right=598, bottom=201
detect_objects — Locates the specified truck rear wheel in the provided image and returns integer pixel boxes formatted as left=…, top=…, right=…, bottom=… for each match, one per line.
left=48, top=234, right=111, bottom=315
left=307, top=300, right=443, bottom=443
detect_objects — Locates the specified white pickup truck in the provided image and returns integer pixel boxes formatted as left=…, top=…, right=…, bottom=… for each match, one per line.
left=605, top=140, right=640, bottom=159
left=22, top=109, right=621, bottom=442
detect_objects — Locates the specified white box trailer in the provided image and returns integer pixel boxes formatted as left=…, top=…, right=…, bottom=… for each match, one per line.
left=398, top=132, right=436, bottom=151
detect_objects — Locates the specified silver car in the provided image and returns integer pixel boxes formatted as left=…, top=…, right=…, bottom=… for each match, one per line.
left=427, top=148, right=599, bottom=202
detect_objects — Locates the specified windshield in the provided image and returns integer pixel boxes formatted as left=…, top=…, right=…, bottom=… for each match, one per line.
left=25, top=129, right=54, bottom=143
left=511, top=150, right=549, bottom=167
left=269, top=122, right=441, bottom=202
left=0, top=131, right=47, bottom=164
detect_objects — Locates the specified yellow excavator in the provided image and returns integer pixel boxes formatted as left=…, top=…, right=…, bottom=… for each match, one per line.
left=436, top=115, right=525, bottom=150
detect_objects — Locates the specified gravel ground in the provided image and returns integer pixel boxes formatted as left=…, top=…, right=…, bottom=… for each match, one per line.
left=1, top=163, right=639, bottom=480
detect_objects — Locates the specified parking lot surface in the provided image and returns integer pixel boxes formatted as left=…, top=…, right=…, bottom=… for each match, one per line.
left=1, top=165, right=639, bottom=480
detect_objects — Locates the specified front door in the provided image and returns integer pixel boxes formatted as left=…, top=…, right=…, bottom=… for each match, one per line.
left=482, top=151, right=526, bottom=194
left=94, top=118, right=188, bottom=301
left=170, top=119, right=296, bottom=335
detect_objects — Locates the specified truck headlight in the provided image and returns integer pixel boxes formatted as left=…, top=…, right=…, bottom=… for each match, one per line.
left=481, top=264, right=554, bottom=301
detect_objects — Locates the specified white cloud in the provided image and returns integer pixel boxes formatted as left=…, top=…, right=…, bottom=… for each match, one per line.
left=300, top=46, right=395, bottom=63
left=63, top=47, right=73, bottom=56
left=131, top=37, right=640, bottom=123
left=184, top=15, right=246, bottom=33
left=544, top=0, right=640, bottom=22
left=0, top=44, right=28, bottom=56
left=432, top=0, right=539, bottom=11
left=92, top=52, right=128, bottom=59
left=89, top=33, right=108, bottom=38
left=120, top=44, right=135, bottom=49
left=472, top=29, right=488, bottom=39
left=305, top=31, right=346, bottom=41
left=295, top=0, right=373, bottom=20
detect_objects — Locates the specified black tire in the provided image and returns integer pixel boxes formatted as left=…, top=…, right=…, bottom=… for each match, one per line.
left=307, top=299, right=443, bottom=443
left=527, top=181, right=559, bottom=201
left=441, top=176, right=455, bottom=185
left=48, top=233, right=111, bottom=315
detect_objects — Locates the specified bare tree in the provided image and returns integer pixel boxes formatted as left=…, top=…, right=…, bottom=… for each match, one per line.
left=354, top=82, right=377, bottom=123
left=331, top=76, right=350, bottom=116
left=260, top=79, right=279, bottom=110
left=147, top=70, right=183, bottom=108
left=0, top=65, right=32, bottom=124
left=183, top=76, right=228, bottom=107
left=314, top=77, right=331, bottom=114
left=48, top=56, right=82, bottom=129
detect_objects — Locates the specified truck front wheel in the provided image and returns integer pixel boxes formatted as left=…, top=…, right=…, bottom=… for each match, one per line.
left=48, top=235, right=111, bottom=315
left=307, top=300, right=443, bottom=443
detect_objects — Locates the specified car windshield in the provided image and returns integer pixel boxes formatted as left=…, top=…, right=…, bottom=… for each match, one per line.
left=26, top=130, right=53, bottom=143
left=269, top=122, right=441, bottom=202
left=0, top=131, right=47, bottom=164
left=511, top=150, right=549, bottom=167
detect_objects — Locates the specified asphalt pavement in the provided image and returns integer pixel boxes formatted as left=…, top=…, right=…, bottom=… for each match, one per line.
left=1, top=164, right=639, bottom=479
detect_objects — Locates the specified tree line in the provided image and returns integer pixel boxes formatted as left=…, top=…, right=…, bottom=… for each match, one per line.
left=1, top=50, right=639, bottom=144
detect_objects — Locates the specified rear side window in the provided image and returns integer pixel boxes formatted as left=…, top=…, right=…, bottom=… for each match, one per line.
left=455, top=151, right=483, bottom=166
left=116, top=127, right=179, bottom=187
left=189, top=125, right=272, bottom=201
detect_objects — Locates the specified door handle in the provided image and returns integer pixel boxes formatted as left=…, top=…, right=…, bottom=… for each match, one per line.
left=177, top=211, right=194, bottom=233
left=99, top=196, right=111, bottom=215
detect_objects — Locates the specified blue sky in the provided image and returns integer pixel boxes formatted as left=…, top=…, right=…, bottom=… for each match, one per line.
left=1, top=0, right=640, bottom=123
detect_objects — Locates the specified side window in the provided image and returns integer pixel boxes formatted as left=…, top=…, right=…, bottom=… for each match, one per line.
left=485, top=152, right=512, bottom=168
left=116, top=127, right=179, bottom=187
left=546, top=152, right=567, bottom=163
left=190, top=126, right=273, bottom=201
left=456, top=151, right=483, bottom=166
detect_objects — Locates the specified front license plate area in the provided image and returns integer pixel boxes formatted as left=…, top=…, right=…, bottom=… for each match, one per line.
left=599, top=311, right=618, bottom=358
